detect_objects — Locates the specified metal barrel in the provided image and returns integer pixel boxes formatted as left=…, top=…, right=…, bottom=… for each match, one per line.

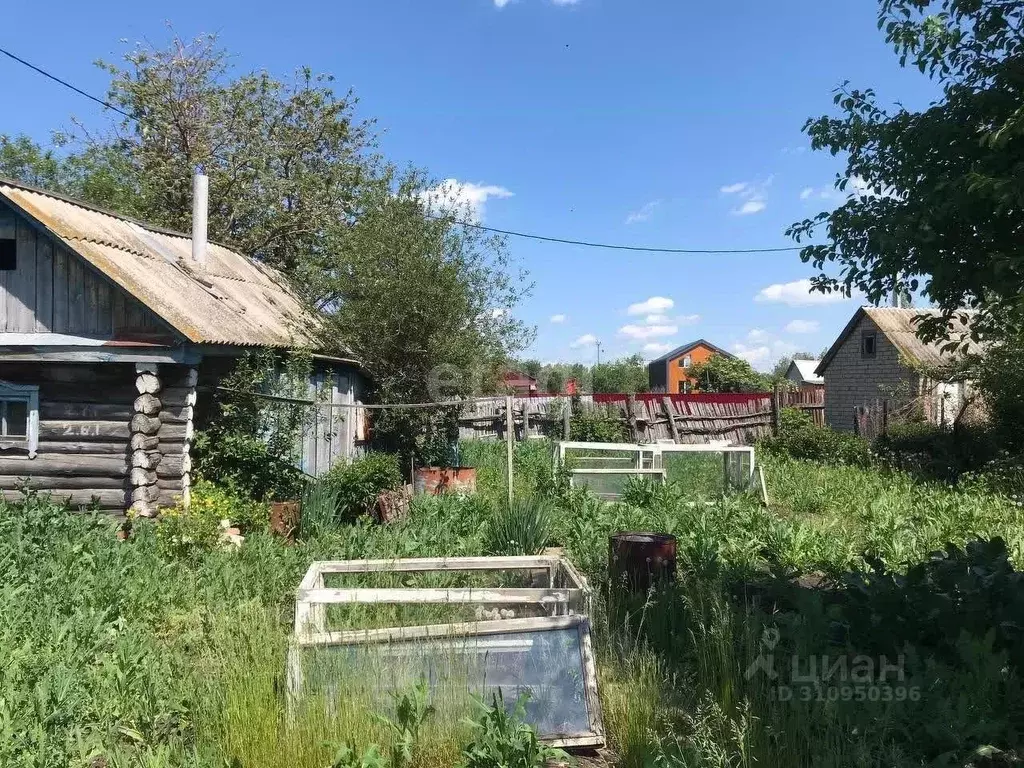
left=609, top=532, right=677, bottom=591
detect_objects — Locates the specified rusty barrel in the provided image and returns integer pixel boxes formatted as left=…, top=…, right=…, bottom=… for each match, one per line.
left=609, top=532, right=677, bottom=591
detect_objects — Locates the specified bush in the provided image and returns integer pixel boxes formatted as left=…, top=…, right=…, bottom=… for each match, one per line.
left=192, top=430, right=307, bottom=502
left=760, top=408, right=871, bottom=467
left=323, top=452, right=403, bottom=523
left=461, top=693, right=567, bottom=768
left=153, top=480, right=265, bottom=557
left=874, top=421, right=1003, bottom=482
left=485, top=495, right=554, bottom=556
left=570, top=409, right=628, bottom=443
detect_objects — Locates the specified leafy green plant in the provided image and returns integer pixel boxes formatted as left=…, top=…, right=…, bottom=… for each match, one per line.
left=153, top=480, right=264, bottom=557
left=300, top=477, right=344, bottom=538
left=324, top=453, right=403, bottom=523
left=328, top=743, right=387, bottom=768
left=485, top=495, right=554, bottom=556
left=376, top=680, right=436, bottom=768
left=460, top=692, right=568, bottom=768
left=760, top=407, right=872, bottom=467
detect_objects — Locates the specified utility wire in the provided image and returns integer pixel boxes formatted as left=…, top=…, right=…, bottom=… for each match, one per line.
left=0, top=46, right=134, bottom=120
left=431, top=215, right=803, bottom=254
left=2, top=45, right=806, bottom=256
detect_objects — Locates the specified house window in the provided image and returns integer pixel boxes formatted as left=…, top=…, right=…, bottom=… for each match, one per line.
left=0, top=382, right=39, bottom=458
left=680, top=355, right=692, bottom=369
left=861, top=331, right=877, bottom=358
left=0, top=238, right=15, bottom=271
left=679, top=381, right=693, bottom=394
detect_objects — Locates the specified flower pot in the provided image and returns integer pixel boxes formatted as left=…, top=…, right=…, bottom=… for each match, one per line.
left=413, top=467, right=477, bottom=496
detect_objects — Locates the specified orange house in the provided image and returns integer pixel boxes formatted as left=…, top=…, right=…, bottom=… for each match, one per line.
left=647, top=339, right=735, bottom=393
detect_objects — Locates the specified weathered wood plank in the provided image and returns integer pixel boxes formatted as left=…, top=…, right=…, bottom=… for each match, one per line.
left=1, top=488, right=126, bottom=508
left=40, top=402, right=133, bottom=421
left=67, top=254, right=86, bottom=332
left=8, top=218, right=37, bottom=332
left=34, top=236, right=53, bottom=332
left=40, top=420, right=130, bottom=441
left=37, top=441, right=128, bottom=455
left=0, top=454, right=127, bottom=478
left=52, top=245, right=69, bottom=332
left=0, top=475, right=126, bottom=490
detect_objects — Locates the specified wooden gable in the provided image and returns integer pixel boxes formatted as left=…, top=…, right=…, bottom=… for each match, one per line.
left=0, top=203, right=174, bottom=341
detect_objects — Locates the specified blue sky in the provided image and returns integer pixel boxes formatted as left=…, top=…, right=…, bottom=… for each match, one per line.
left=2, top=0, right=938, bottom=370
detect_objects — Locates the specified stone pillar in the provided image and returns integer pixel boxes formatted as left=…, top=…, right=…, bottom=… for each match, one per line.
left=129, top=363, right=162, bottom=517
left=181, top=367, right=198, bottom=509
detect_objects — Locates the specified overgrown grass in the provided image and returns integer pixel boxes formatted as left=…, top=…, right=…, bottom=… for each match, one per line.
left=3, top=443, right=1024, bottom=767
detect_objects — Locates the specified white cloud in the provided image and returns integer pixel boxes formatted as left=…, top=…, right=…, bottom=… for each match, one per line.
left=800, top=185, right=844, bottom=203
left=799, top=187, right=814, bottom=200
left=627, top=296, right=674, bottom=316
left=677, top=313, right=701, bottom=325
left=734, top=200, right=766, bottom=216
left=732, top=343, right=772, bottom=366
left=645, top=313, right=670, bottom=324
left=551, top=0, right=582, bottom=5
left=747, top=328, right=770, bottom=341
left=625, top=200, right=661, bottom=225
left=489, top=308, right=508, bottom=319
left=619, top=323, right=678, bottom=340
left=643, top=342, right=673, bottom=356
left=755, top=278, right=850, bottom=307
left=571, top=334, right=597, bottom=348
left=785, top=319, right=819, bottom=334
left=720, top=182, right=751, bottom=195
left=850, top=174, right=900, bottom=200
left=550, top=313, right=566, bottom=324
left=494, top=0, right=514, bottom=6
left=417, top=179, right=513, bottom=223
left=721, top=177, right=771, bottom=216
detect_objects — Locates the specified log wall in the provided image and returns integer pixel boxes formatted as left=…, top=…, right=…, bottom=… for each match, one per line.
left=0, top=361, right=193, bottom=514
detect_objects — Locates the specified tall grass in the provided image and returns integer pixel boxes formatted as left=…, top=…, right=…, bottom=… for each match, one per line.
left=3, top=448, right=1024, bottom=767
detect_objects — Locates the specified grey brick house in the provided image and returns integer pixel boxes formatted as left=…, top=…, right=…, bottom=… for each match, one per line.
left=816, top=307, right=977, bottom=433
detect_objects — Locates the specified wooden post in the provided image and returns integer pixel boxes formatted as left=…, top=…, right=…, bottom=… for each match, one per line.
left=129, top=363, right=162, bottom=518
left=661, top=396, right=680, bottom=443
left=882, top=399, right=889, bottom=436
left=505, top=395, right=514, bottom=509
left=626, top=394, right=640, bottom=443
left=771, top=386, right=782, bottom=436
left=562, top=398, right=572, bottom=441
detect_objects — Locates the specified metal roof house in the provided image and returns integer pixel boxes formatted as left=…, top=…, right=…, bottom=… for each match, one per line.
left=785, top=359, right=824, bottom=391
left=816, top=307, right=977, bottom=433
left=0, top=176, right=366, bottom=515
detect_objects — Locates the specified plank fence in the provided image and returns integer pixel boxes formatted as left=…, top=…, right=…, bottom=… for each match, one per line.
left=457, top=389, right=824, bottom=446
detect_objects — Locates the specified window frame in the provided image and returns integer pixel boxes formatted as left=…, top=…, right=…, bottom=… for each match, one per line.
left=0, top=381, right=39, bottom=457
left=861, top=331, right=877, bottom=359
left=680, top=354, right=692, bottom=369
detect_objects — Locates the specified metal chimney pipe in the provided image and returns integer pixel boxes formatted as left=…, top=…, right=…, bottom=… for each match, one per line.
left=191, top=167, right=208, bottom=267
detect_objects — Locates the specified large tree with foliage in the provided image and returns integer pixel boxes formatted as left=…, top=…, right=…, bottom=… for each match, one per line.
left=0, top=35, right=531, bottom=463
left=788, top=0, right=1024, bottom=340
left=690, top=355, right=774, bottom=393
left=591, top=355, right=649, bottom=394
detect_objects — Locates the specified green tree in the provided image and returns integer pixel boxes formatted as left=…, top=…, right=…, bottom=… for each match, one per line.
left=690, top=355, right=773, bottom=393
left=788, top=0, right=1024, bottom=341
left=591, top=354, right=649, bottom=394
left=1, top=35, right=532, bottom=466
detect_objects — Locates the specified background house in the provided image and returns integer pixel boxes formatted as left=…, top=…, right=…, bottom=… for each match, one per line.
left=647, top=339, right=734, bottom=393
left=503, top=370, right=538, bottom=395
left=785, top=359, right=824, bottom=394
left=0, top=177, right=366, bottom=516
left=816, top=307, right=976, bottom=433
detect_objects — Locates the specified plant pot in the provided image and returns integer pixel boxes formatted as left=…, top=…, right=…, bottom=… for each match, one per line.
left=413, top=467, right=477, bottom=496
left=269, top=500, right=301, bottom=541
left=609, top=532, right=677, bottom=592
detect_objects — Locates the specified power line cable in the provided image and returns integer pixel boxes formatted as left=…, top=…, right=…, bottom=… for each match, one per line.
left=430, top=215, right=804, bottom=254
left=1, top=45, right=806, bottom=256
left=0, top=46, right=134, bottom=120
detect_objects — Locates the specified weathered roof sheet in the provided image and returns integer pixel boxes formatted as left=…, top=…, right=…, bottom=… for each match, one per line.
left=788, top=359, right=823, bottom=385
left=648, top=339, right=735, bottom=365
left=0, top=178, right=324, bottom=349
left=817, top=307, right=978, bottom=376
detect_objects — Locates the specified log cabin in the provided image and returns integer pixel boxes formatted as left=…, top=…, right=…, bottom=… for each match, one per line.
left=0, top=175, right=366, bottom=516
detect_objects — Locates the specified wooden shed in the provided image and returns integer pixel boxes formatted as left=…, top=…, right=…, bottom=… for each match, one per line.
left=0, top=177, right=366, bottom=516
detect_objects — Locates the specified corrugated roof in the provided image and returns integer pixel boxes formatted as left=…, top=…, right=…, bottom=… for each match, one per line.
left=817, top=307, right=978, bottom=375
left=789, top=359, right=823, bottom=384
left=0, top=178, right=324, bottom=349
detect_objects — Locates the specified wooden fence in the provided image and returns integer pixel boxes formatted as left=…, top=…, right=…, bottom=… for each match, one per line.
left=457, top=389, right=824, bottom=446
